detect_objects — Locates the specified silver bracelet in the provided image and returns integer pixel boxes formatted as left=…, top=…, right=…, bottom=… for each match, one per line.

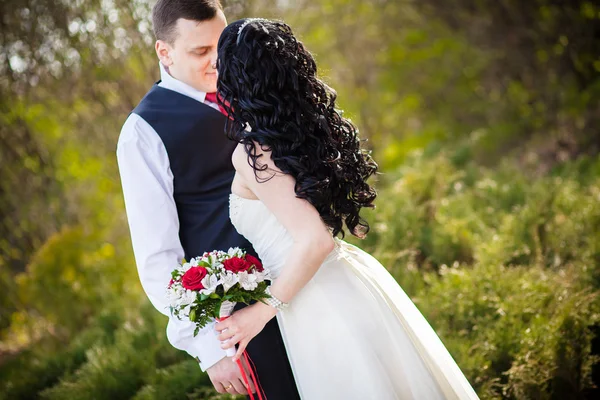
left=265, top=286, right=288, bottom=311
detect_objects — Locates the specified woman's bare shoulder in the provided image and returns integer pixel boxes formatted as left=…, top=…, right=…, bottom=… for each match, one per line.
left=231, top=141, right=282, bottom=175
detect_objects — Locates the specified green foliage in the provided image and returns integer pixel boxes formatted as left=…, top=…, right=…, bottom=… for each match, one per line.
left=347, top=147, right=600, bottom=398
left=132, top=360, right=214, bottom=400
left=359, top=145, right=600, bottom=274
left=0, top=304, right=222, bottom=400
left=420, top=262, right=599, bottom=399
left=14, top=226, right=138, bottom=334
left=39, top=331, right=156, bottom=399
left=0, top=311, right=122, bottom=400
left=1, top=0, right=599, bottom=399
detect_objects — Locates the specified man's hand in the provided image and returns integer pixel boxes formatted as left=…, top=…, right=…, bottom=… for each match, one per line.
left=206, top=356, right=256, bottom=395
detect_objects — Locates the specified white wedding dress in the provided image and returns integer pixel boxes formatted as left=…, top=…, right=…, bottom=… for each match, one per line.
left=229, top=193, right=479, bottom=400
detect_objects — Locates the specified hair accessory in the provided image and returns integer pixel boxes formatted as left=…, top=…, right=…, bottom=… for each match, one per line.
left=236, top=18, right=270, bottom=44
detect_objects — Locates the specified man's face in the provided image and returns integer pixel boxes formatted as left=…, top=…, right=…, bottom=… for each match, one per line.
left=156, top=10, right=227, bottom=93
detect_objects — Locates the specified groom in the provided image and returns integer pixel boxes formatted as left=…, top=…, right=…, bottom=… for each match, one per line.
left=116, top=1, right=300, bottom=398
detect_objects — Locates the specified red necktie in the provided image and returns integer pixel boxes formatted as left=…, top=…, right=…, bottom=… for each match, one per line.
left=205, top=92, right=227, bottom=115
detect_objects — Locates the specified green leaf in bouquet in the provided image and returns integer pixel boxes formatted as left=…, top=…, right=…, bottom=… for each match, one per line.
left=189, top=309, right=196, bottom=322
left=209, top=293, right=220, bottom=299
left=193, top=326, right=199, bottom=336
left=199, top=293, right=210, bottom=301
left=257, top=298, right=269, bottom=306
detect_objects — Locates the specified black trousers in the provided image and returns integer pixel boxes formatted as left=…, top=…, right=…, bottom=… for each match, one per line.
left=234, top=302, right=301, bottom=400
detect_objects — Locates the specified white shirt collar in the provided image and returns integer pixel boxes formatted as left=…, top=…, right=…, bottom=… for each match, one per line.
left=158, top=62, right=207, bottom=104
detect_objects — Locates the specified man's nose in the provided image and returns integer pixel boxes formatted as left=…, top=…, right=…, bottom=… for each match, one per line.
left=209, top=50, right=218, bottom=70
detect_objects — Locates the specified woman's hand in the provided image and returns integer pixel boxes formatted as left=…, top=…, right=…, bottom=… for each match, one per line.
left=215, top=302, right=278, bottom=361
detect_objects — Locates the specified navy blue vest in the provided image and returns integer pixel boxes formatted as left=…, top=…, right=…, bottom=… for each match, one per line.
left=133, top=84, right=254, bottom=260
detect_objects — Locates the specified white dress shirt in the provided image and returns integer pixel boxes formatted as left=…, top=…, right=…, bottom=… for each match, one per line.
left=116, top=63, right=225, bottom=371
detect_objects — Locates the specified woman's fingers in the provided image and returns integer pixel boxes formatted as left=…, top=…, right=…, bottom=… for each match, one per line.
left=221, top=334, right=242, bottom=349
left=217, top=328, right=236, bottom=341
left=214, top=319, right=230, bottom=332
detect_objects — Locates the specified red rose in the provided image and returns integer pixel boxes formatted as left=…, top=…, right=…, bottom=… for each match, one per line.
left=245, top=254, right=264, bottom=272
left=181, top=266, right=208, bottom=291
left=223, top=257, right=252, bottom=273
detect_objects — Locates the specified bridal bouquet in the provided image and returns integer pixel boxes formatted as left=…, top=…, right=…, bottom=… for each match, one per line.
left=167, top=248, right=270, bottom=400
left=167, top=247, right=271, bottom=339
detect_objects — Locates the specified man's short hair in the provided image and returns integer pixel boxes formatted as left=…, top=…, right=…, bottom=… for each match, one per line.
left=152, top=0, right=223, bottom=44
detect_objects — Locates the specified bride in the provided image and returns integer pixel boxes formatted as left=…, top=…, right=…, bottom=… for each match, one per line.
left=213, top=18, right=479, bottom=399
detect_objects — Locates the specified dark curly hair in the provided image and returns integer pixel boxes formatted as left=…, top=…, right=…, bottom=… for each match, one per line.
left=217, top=18, right=377, bottom=238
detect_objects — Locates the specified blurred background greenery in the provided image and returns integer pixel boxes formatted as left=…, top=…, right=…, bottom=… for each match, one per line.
left=1, top=0, right=599, bottom=399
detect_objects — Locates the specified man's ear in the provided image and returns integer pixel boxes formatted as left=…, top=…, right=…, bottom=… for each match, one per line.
left=155, top=40, right=173, bottom=66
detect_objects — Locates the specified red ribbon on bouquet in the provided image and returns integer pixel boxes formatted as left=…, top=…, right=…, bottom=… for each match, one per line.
left=217, top=316, right=266, bottom=400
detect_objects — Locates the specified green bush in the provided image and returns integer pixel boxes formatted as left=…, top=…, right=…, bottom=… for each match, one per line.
left=14, top=226, right=138, bottom=335
left=418, top=262, right=599, bottom=399
left=349, top=148, right=600, bottom=398
left=3, top=146, right=599, bottom=399
left=0, top=312, right=121, bottom=400
left=132, top=360, right=215, bottom=400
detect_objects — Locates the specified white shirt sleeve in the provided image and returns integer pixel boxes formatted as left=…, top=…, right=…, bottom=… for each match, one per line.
left=116, top=113, right=227, bottom=371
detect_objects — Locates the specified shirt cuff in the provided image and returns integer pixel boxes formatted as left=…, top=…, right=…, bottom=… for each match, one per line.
left=188, top=323, right=228, bottom=371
